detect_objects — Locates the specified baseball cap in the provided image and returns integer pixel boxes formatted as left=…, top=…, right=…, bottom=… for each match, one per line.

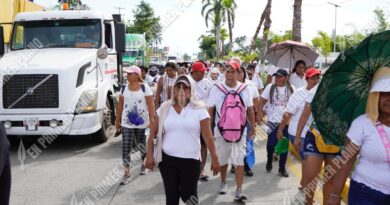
left=192, top=61, right=207, bottom=72
left=125, top=66, right=142, bottom=76
left=272, top=68, right=289, bottom=77
left=305, top=68, right=321, bottom=78
left=226, top=59, right=240, bottom=70
left=174, top=75, right=191, bottom=87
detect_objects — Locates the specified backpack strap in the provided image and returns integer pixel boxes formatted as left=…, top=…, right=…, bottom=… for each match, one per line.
left=120, top=84, right=126, bottom=95
left=216, top=83, right=229, bottom=94
left=236, top=84, right=248, bottom=94
left=121, top=84, right=146, bottom=95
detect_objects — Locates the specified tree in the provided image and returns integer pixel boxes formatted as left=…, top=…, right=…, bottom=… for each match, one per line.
left=373, top=8, right=389, bottom=33
left=260, top=1, right=272, bottom=64
left=183, top=53, right=191, bottom=61
left=126, top=0, right=162, bottom=46
left=250, top=0, right=272, bottom=52
left=312, top=31, right=332, bottom=63
left=292, top=0, right=302, bottom=42
left=270, top=30, right=292, bottom=43
left=222, top=0, right=237, bottom=50
left=220, top=28, right=229, bottom=56
left=198, top=34, right=217, bottom=59
left=202, top=0, right=235, bottom=59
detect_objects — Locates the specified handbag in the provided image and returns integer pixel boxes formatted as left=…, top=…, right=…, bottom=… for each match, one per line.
left=153, top=101, right=171, bottom=167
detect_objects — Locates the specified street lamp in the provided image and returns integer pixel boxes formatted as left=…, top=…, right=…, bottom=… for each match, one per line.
left=328, top=2, right=341, bottom=53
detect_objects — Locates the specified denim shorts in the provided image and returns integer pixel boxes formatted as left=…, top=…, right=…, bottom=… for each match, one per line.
left=348, top=179, right=390, bottom=205
left=302, top=130, right=340, bottom=159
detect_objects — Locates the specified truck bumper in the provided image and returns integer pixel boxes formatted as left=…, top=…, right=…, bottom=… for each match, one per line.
left=0, top=110, right=102, bottom=136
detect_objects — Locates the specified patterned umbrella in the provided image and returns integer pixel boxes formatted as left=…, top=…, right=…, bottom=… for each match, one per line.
left=311, top=30, right=390, bottom=146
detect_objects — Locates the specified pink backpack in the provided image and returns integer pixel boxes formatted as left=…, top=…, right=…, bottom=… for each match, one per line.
left=216, top=84, right=248, bottom=143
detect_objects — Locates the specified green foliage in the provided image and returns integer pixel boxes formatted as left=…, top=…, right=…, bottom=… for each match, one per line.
left=269, top=30, right=292, bottom=43
left=126, top=0, right=162, bottom=46
left=312, top=31, right=332, bottom=61
left=198, top=35, right=217, bottom=59
left=373, top=8, right=389, bottom=33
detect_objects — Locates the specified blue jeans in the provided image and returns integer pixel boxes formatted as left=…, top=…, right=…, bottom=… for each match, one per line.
left=266, top=123, right=289, bottom=172
left=348, top=179, right=390, bottom=205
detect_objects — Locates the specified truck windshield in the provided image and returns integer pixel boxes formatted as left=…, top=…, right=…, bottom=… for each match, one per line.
left=11, top=19, right=101, bottom=50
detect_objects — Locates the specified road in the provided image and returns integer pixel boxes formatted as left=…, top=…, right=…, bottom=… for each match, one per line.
left=9, top=133, right=311, bottom=205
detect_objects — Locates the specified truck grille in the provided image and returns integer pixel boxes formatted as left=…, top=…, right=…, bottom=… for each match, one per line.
left=3, top=74, right=59, bottom=109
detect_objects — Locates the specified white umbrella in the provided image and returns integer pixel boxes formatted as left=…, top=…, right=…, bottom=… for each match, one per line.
left=265, top=40, right=319, bottom=69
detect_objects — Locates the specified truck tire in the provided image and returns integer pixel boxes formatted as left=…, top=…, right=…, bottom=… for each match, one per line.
left=93, top=98, right=114, bottom=143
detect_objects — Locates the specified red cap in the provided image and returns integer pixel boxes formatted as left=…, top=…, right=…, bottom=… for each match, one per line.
left=305, top=68, right=321, bottom=78
left=192, top=61, right=207, bottom=72
left=226, top=59, right=240, bottom=70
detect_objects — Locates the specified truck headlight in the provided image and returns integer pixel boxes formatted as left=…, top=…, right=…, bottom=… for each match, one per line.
left=75, top=90, right=98, bottom=113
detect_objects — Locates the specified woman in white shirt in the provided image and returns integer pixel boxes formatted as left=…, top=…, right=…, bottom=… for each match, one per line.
left=289, top=60, right=307, bottom=89
left=145, top=75, right=220, bottom=205
left=115, top=66, right=155, bottom=185
left=276, top=68, right=321, bottom=188
left=155, top=62, right=177, bottom=109
left=328, top=70, right=390, bottom=205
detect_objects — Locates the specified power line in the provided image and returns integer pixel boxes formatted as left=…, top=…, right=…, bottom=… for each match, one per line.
left=114, top=7, right=125, bottom=15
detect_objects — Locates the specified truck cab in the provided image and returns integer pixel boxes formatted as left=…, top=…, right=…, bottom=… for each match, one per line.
left=0, top=10, right=126, bottom=142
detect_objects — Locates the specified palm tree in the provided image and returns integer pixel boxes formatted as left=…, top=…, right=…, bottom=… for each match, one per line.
left=260, top=2, right=272, bottom=64
left=220, top=28, right=229, bottom=56
left=202, top=0, right=235, bottom=59
left=292, top=0, right=302, bottom=41
left=250, top=0, right=272, bottom=52
left=222, top=0, right=237, bottom=50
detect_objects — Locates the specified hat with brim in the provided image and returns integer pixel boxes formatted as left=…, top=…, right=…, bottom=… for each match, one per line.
left=272, top=68, right=288, bottom=77
left=370, top=77, right=390, bottom=92
left=125, top=66, right=142, bottom=76
left=174, top=75, right=191, bottom=87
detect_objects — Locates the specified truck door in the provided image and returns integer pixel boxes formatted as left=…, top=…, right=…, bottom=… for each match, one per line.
left=104, top=21, right=117, bottom=82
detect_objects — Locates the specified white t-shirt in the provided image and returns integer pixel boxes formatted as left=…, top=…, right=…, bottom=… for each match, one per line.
left=347, top=114, right=390, bottom=195
left=121, top=84, right=153, bottom=129
left=207, top=82, right=253, bottom=138
left=193, top=77, right=214, bottom=103
left=285, top=87, right=310, bottom=138
left=157, top=105, right=210, bottom=160
left=302, top=86, right=317, bottom=133
left=290, top=72, right=307, bottom=89
left=245, top=79, right=260, bottom=100
left=144, top=74, right=154, bottom=86
left=250, top=74, right=265, bottom=90
left=261, top=84, right=295, bottom=123
left=161, top=75, right=177, bottom=103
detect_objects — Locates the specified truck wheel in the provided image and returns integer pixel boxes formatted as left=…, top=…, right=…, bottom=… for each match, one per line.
left=93, top=98, right=114, bottom=143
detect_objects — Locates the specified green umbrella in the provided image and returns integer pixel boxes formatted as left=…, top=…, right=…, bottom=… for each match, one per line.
left=311, top=30, right=390, bottom=146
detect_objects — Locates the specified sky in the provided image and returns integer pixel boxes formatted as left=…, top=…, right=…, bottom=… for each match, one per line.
left=33, top=0, right=390, bottom=56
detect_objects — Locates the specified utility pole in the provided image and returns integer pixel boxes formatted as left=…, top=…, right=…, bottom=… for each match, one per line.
left=328, top=2, right=341, bottom=53
left=114, top=7, right=125, bottom=15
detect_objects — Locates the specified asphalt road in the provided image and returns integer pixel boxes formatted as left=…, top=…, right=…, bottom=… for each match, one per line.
left=8, top=133, right=307, bottom=205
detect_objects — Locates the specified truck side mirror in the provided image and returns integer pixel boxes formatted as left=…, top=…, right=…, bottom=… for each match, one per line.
left=97, top=47, right=108, bottom=60
left=115, top=23, right=125, bottom=54
left=0, top=26, right=4, bottom=56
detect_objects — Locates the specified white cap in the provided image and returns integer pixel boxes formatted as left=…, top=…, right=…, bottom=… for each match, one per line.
left=210, top=67, right=220, bottom=74
left=370, top=77, right=390, bottom=92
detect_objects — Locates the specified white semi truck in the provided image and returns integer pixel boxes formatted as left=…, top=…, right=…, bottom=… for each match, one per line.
left=0, top=10, right=126, bottom=142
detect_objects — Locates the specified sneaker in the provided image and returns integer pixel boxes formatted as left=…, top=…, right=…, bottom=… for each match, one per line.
left=120, top=175, right=132, bottom=185
left=234, top=188, right=248, bottom=201
left=245, top=168, right=254, bottom=177
left=140, top=164, right=147, bottom=175
left=266, top=163, right=273, bottom=172
left=219, top=182, right=227, bottom=195
left=230, top=166, right=235, bottom=174
left=278, top=170, right=289, bottom=177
